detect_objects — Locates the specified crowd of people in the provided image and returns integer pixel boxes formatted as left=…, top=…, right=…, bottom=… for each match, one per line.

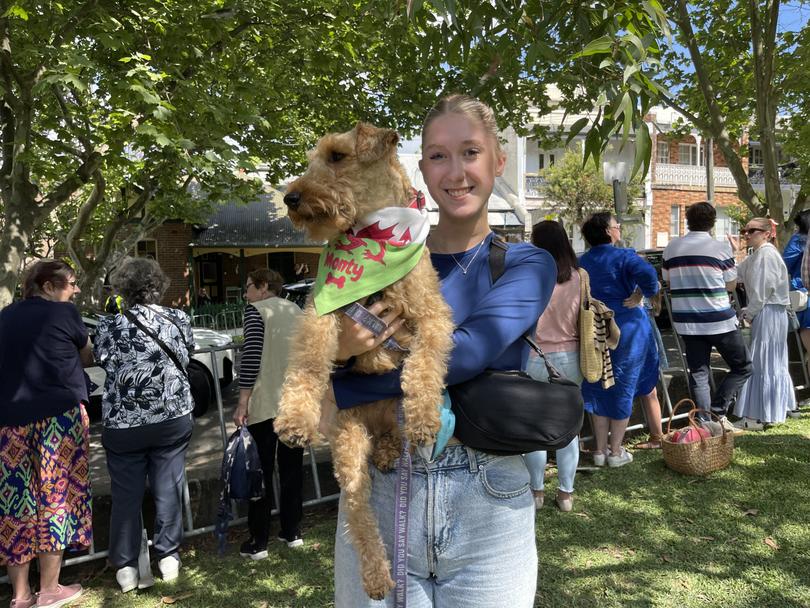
left=1, top=93, right=806, bottom=608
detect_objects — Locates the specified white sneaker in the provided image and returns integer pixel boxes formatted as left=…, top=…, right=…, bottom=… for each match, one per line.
left=116, top=566, right=139, bottom=593
left=787, top=409, right=801, bottom=419
left=607, top=448, right=634, bottom=468
left=733, top=418, right=764, bottom=431
left=158, top=554, right=181, bottom=581
left=593, top=451, right=606, bottom=467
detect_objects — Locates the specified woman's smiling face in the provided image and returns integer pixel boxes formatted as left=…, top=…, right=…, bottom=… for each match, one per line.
left=419, top=112, right=506, bottom=224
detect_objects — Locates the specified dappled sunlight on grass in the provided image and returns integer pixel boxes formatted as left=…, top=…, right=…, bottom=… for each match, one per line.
left=2, top=419, right=808, bottom=607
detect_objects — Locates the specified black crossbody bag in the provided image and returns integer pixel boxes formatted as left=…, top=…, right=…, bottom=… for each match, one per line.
left=123, top=309, right=188, bottom=378
left=447, top=239, right=585, bottom=455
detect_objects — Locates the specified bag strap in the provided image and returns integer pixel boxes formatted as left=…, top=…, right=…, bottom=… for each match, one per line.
left=577, top=268, right=591, bottom=309
left=123, top=309, right=188, bottom=378
left=144, top=305, right=193, bottom=351
left=487, top=237, right=565, bottom=382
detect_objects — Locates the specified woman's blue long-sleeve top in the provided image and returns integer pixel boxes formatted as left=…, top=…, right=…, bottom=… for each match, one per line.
left=782, top=233, right=807, bottom=291
left=332, top=232, right=557, bottom=409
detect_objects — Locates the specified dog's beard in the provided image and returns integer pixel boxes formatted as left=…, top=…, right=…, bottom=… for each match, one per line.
left=289, top=203, right=355, bottom=241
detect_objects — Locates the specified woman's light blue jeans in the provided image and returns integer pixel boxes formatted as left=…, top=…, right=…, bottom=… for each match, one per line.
left=333, top=445, right=537, bottom=607
left=523, top=350, right=582, bottom=494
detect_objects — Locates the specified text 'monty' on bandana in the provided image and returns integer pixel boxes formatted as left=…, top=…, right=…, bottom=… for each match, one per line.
left=313, top=190, right=429, bottom=316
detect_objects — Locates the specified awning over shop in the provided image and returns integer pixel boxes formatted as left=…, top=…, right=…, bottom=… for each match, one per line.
left=189, top=192, right=324, bottom=257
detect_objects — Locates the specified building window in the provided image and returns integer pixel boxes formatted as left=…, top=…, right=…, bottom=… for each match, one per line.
left=749, top=146, right=763, bottom=166
left=538, top=153, right=556, bottom=170
left=136, top=239, right=157, bottom=259
left=656, top=141, right=669, bottom=164
left=670, top=206, right=681, bottom=237
left=715, top=208, right=739, bottom=241
left=678, top=143, right=699, bottom=166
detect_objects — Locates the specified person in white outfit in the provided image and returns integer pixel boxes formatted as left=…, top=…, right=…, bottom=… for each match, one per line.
left=733, top=217, right=796, bottom=427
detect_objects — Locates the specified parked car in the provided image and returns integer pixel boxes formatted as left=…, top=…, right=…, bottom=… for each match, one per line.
left=281, top=278, right=314, bottom=309
left=83, top=314, right=237, bottom=418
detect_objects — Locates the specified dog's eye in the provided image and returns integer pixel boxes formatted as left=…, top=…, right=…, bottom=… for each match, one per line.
left=330, top=151, right=346, bottom=163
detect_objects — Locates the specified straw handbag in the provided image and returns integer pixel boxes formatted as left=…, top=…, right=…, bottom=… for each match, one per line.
left=662, top=399, right=734, bottom=476
left=578, top=268, right=601, bottom=383
left=577, top=269, right=620, bottom=386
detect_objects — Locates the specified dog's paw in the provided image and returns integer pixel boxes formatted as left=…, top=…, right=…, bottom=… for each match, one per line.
left=362, top=560, right=395, bottom=601
left=403, top=412, right=441, bottom=446
left=371, top=435, right=401, bottom=472
left=274, top=414, right=317, bottom=448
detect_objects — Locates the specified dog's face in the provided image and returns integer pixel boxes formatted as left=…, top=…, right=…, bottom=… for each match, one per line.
left=283, top=122, right=411, bottom=241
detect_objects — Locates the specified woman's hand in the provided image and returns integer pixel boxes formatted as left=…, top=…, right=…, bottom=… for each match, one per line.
left=623, top=287, right=643, bottom=308
left=335, top=300, right=405, bottom=362
left=727, top=233, right=740, bottom=253
left=233, top=390, right=251, bottom=427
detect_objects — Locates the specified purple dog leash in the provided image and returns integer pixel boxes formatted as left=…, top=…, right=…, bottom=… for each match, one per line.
left=393, top=398, right=411, bottom=607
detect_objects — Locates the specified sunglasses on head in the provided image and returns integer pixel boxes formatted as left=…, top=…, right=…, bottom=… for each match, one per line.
left=741, top=228, right=766, bottom=236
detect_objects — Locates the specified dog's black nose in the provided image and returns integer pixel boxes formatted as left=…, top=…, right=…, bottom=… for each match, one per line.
left=284, top=191, right=301, bottom=209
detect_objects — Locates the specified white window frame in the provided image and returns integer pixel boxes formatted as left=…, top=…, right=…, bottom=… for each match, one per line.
left=678, top=143, right=699, bottom=166
left=670, top=205, right=681, bottom=237
left=656, top=141, right=669, bottom=164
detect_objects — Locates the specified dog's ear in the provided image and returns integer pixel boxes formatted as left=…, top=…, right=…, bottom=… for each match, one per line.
left=354, top=122, right=399, bottom=163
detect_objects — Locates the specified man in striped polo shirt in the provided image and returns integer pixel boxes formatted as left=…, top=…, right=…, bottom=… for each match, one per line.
left=663, top=202, right=752, bottom=431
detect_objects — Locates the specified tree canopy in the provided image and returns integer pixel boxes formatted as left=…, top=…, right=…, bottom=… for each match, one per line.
left=0, top=0, right=671, bottom=308
left=655, top=0, right=810, bottom=243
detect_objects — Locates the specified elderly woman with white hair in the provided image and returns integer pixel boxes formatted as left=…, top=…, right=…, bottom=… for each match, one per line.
left=94, top=257, right=196, bottom=592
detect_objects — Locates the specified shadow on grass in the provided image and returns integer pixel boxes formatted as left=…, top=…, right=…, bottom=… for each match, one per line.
left=2, top=424, right=808, bottom=607
left=534, top=424, right=810, bottom=607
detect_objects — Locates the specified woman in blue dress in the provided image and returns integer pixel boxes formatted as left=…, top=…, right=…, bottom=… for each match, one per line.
left=782, top=209, right=810, bottom=401
left=579, top=212, right=660, bottom=467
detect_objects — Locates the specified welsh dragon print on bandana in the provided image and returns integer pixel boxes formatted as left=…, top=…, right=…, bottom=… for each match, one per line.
left=313, top=190, right=430, bottom=316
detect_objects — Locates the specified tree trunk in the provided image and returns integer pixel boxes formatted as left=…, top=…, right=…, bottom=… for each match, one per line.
left=0, top=204, right=35, bottom=307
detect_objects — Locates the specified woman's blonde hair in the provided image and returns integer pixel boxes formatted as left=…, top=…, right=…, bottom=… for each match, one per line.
left=422, top=94, right=503, bottom=155
left=749, top=216, right=778, bottom=247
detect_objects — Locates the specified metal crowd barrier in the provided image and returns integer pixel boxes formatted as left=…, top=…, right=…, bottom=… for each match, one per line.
left=47, top=342, right=340, bottom=574
left=12, top=293, right=808, bottom=578
left=214, top=310, right=243, bottom=331
left=191, top=313, right=215, bottom=329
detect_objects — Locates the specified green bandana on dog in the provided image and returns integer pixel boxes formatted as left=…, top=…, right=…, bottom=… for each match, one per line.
left=313, top=191, right=430, bottom=316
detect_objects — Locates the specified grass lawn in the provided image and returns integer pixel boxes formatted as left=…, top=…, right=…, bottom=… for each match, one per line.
left=4, top=415, right=809, bottom=608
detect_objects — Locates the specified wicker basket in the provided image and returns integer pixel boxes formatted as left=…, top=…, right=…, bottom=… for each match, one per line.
left=661, top=399, right=734, bottom=476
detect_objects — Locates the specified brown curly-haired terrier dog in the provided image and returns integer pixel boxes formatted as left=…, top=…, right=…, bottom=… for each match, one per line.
left=274, top=122, right=453, bottom=600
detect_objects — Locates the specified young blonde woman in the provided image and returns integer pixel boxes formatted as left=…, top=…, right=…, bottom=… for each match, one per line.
left=329, top=95, right=556, bottom=607
left=733, top=218, right=795, bottom=427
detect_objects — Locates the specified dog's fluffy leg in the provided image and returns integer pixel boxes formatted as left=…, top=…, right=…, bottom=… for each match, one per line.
left=334, top=408, right=396, bottom=600
left=399, top=254, right=454, bottom=445
left=275, top=303, right=340, bottom=448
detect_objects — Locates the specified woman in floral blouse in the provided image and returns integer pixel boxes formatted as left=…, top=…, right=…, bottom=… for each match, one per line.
left=94, top=257, right=195, bottom=593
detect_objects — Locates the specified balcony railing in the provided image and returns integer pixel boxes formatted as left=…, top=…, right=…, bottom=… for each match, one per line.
left=525, top=174, right=547, bottom=198
left=654, top=163, right=737, bottom=188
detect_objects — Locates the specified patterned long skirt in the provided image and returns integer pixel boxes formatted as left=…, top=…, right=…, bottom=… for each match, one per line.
left=0, top=404, right=92, bottom=566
